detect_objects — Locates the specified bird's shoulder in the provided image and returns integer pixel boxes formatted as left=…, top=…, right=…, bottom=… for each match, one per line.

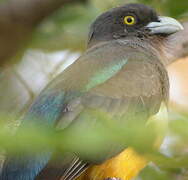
left=48, top=39, right=167, bottom=92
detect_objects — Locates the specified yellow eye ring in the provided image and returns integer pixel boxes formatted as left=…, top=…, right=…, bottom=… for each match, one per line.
left=124, top=16, right=135, bottom=25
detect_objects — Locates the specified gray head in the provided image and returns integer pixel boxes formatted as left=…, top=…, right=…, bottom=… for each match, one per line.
left=88, top=3, right=183, bottom=48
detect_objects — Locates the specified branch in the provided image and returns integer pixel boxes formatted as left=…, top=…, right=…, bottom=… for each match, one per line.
left=167, top=22, right=188, bottom=64
left=0, top=0, right=87, bottom=67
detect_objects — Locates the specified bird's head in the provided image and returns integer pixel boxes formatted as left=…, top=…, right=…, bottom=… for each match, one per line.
left=88, top=3, right=183, bottom=50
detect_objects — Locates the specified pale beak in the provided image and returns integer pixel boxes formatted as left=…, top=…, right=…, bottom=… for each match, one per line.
left=146, top=16, right=184, bottom=35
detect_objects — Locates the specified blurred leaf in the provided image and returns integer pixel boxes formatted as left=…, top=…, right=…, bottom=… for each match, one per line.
left=139, top=165, right=171, bottom=180
left=170, top=118, right=188, bottom=139
left=31, top=3, right=100, bottom=51
left=163, top=0, right=188, bottom=18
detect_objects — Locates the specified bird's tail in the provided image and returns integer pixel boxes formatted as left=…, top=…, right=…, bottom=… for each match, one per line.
left=0, top=151, right=88, bottom=180
left=0, top=151, right=52, bottom=180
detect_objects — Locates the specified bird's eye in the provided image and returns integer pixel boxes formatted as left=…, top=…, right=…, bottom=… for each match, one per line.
left=124, top=16, right=135, bottom=25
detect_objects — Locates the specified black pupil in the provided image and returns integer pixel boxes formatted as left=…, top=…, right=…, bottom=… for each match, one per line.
left=127, top=17, right=133, bottom=23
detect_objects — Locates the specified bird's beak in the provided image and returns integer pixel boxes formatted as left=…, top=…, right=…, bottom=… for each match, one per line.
left=146, top=16, right=184, bottom=35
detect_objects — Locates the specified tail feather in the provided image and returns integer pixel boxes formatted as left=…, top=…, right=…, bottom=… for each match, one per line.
left=36, top=153, right=89, bottom=180
left=0, top=151, right=52, bottom=180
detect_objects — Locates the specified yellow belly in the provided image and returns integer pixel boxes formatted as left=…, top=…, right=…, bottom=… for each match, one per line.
left=76, top=148, right=147, bottom=180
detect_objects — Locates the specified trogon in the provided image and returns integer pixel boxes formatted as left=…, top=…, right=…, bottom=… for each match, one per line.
left=0, top=3, right=183, bottom=180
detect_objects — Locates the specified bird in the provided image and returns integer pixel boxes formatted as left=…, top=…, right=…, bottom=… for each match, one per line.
left=0, top=3, right=183, bottom=180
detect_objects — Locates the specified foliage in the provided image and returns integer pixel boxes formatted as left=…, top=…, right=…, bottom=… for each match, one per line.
left=0, top=111, right=188, bottom=179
